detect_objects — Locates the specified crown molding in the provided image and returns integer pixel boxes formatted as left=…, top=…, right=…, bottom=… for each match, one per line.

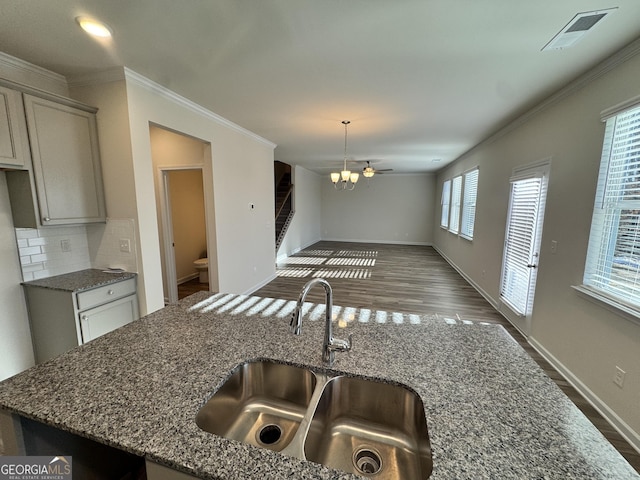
left=453, top=35, right=640, bottom=165
left=66, top=67, right=126, bottom=87
left=123, top=67, right=277, bottom=149
left=0, top=51, right=67, bottom=91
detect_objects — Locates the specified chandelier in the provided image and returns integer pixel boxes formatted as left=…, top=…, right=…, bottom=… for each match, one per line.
left=330, top=120, right=359, bottom=190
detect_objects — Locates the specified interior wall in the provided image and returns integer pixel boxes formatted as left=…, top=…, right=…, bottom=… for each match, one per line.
left=277, top=166, right=322, bottom=259
left=434, top=52, right=640, bottom=448
left=69, top=82, right=146, bottom=262
left=125, top=72, right=276, bottom=300
left=150, top=126, right=209, bottom=299
left=321, top=173, right=436, bottom=245
left=0, top=173, right=34, bottom=380
left=169, top=170, right=206, bottom=282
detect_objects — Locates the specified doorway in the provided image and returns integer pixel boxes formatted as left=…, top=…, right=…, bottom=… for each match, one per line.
left=161, top=168, right=208, bottom=303
left=499, top=160, right=550, bottom=336
left=150, top=124, right=216, bottom=305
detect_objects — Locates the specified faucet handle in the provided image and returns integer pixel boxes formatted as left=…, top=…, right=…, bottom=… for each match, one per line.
left=330, top=334, right=352, bottom=352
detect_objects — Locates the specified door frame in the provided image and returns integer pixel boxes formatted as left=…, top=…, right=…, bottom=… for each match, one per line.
left=158, top=166, right=207, bottom=304
left=498, top=159, right=551, bottom=336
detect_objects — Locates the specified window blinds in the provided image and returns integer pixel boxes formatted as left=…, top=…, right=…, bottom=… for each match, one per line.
left=500, top=174, right=544, bottom=316
left=461, top=169, right=479, bottom=239
left=584, top=104, right=640, bottom=306
left=440, top=179, right=451, bottom=228
left=449, top=176, right=462, bottom=233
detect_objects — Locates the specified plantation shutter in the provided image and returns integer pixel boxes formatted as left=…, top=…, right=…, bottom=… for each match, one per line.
left=500, top=172, right=545, bottom=316
left=461, top=168, right=479, bottom=239
left=441, top=179, right=451, bottom=228
left=584, top=104, right=640, bottom=305
left=449, top=176, right=462, bottom=233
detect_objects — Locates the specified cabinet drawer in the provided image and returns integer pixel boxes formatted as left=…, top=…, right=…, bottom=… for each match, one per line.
left=76, top=278, right=136, bottom=311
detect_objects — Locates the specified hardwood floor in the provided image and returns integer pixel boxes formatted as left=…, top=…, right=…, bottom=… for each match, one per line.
left=178, top=278, right=210, bottom=300
left=253, top=240, right=640, bottom=473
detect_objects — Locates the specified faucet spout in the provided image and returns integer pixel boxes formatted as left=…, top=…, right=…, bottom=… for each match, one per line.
left=290, top=278, right=352, bottom=366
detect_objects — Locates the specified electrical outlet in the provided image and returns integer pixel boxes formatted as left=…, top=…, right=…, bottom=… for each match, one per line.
left=60, top=239, right=71, bottom=252
left=119, top=238, right=131, bottom=253
left=550, top=240, right=558, bottom=254
left=613, top=366, right=626, bottom=388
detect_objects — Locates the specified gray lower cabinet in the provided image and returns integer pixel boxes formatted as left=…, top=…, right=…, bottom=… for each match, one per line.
left=24, top=278, right=139, bottom=364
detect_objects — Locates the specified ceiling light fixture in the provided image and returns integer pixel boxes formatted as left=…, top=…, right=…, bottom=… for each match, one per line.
left=76, top=16, right=113, bottom=38
left=331, top=120, right=359, bottom=190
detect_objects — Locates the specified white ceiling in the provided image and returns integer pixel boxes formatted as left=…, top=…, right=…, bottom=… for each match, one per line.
left=1, top=1, right=640, bottom=174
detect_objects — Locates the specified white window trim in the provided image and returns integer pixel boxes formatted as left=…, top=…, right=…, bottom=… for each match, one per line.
left=460, top=167, right=479, bottom=240
left=578, top=99, right=640, bottom=324
left=448, top=175, right=462, bottom=234
left=572, top=285, right=640, bottom=327
left=440, top=179, right=451, bottom=229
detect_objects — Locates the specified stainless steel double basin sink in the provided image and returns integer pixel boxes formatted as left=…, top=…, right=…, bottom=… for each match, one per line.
left=196, top=359, right=432, bottom=479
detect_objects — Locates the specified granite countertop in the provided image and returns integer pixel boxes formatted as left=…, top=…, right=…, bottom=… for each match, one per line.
left=21, top=268, right=137, bottom=292
left=0, top=292, right=637, bottom=479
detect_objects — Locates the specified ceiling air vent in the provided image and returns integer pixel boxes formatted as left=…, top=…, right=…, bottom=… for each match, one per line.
left=542, top=8, right=617, bottom=51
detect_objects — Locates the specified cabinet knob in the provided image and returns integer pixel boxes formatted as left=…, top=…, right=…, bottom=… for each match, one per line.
left=108, top=289, right=114, bottom=295
left=81, top=315, right=88, bottom=321
left=43, top=217, right=50, bottom=222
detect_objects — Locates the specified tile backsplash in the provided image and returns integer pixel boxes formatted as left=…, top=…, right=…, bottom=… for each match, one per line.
left=16, top=226, right=92, bottom=281
left=15, top=218, right=138, bottom=281
left=88, top=218, right=138, bottom=273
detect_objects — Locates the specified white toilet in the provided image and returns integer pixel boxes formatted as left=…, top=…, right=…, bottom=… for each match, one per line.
left=193, top=258, right=209, bottom=283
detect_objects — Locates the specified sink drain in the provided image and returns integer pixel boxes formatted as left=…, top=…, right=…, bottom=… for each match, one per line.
left=353, top=448, right=383, bottom=475
left=257, top=424, right=282, bottom=445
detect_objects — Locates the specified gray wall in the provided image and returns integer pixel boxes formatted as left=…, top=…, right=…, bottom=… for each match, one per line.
left=434, top=50, right=640, bottom=449
left=321, top=173, right=436, bottom=244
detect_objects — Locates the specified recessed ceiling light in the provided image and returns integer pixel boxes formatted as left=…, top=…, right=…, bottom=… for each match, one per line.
left=76, top=16, right=113, bottom=38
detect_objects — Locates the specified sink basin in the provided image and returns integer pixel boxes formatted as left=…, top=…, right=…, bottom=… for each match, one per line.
left=197, top=361, right=432, bottom=478
left=304, top=375, right=432, bottom=479
left=196, top=360, right=317, bottom=452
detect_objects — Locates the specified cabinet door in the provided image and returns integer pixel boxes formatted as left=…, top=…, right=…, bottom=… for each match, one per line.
left=0, top=85, right=29, bottom=168
left=79, top=294, right=139, bottom=343
left=23, top=94, right=106, bottom=225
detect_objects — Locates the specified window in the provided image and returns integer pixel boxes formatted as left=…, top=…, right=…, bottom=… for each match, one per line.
left=440, top=179, right=451, bottom=228
left=449, top=175, right=462, bottom=233
left=583, top=103, right=640, bottom=310
left=461, top=168, right=479, bottom=239
left=500, top=164, right=549, bottom=321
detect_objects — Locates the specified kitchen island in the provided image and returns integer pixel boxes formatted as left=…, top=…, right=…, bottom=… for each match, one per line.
left=0, top=291, right=638, bottom=479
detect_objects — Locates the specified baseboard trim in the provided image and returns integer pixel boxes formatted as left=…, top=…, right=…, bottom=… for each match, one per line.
left=529, top=337, right=640, bottom=454
left=245, top=273, right=278, bottom=296
left=321, top=237, right=432, bottom=246
left=277, top=237, right=322, bottom=263
left=177, top=273, right=199, bottom=285
left=432, top=245, right=499, bottom=310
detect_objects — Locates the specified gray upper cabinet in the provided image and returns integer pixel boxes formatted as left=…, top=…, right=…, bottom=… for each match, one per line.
left=0, top=85, right=30, bottom=168
left=4, top=82, right=107, bottom=228
left=22, top=93, right=106, bottom=226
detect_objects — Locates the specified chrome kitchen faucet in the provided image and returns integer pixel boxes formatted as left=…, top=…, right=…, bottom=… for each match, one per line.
left=290, top=278, right=352, bottom=366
